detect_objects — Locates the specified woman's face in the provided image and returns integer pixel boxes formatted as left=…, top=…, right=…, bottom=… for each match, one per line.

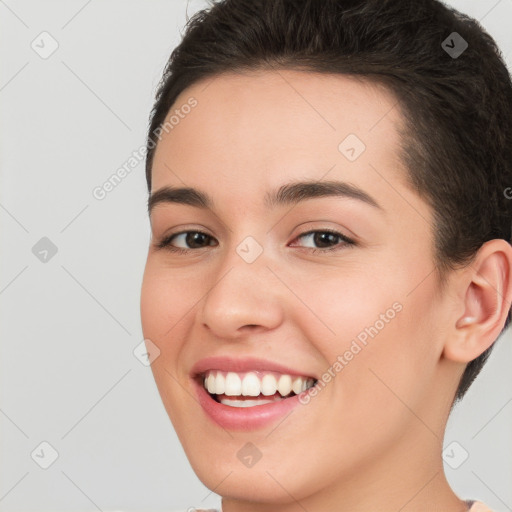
left=140, top=70, right=459, bottom=505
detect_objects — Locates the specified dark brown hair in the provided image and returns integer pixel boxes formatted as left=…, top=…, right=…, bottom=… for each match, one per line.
left=145, top=0, right=512, bottom=403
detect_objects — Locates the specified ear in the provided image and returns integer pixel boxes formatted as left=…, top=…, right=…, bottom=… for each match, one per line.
left=443, top=239, right=512, bottom=363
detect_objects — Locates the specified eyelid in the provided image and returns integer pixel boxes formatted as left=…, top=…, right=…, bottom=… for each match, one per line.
left=155, top=227, right=356, bottom=254
left=292, top=228, right=354, bottom=246
left=157, top=229, right=215, bottom=252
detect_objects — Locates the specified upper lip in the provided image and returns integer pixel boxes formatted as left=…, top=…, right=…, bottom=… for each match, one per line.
left=191, top=356, right=318, bottom=380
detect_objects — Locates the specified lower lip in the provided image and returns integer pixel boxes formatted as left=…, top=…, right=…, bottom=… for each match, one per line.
left=193, top=377, right=311, bottom=431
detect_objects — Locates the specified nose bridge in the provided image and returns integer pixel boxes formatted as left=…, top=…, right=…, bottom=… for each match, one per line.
left=215, top=229, right=275, bottom=289
left=198, top=232, right=284, bottom=336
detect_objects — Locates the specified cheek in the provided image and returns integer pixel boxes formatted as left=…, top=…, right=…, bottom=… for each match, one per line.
left=297, top=257, right=437, bottom=426
left=140, top=263, right=196, bottom=431
left=140, top=268, right=167, bottom=343
left=330, top=276, right=440, bottom=438
left=140, top=261, right=195, bottom=400
left=140, top=260, right=196, bottom=341
left=289, top=262, right=402, bottom=357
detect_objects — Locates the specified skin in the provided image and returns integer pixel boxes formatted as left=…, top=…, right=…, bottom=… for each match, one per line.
left=140, top=70, right=512, bottom=512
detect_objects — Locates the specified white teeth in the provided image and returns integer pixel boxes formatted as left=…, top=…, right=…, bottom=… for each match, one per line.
left=261, top=374, right=278, bottom=396
left=277, top=374, right=292, bottom=396
left=292, top=377, right=304, bottom=395
left=224, top=372, right=242, bottom=396
left=215, top=372, right=225, bottom=395
left=202, top=370, right=315, bottom=400
left=241, top=372, right=261, bottom=397
left=219, top=397, right=281, bottom=407
left=206, top=373, right=216, bottom=394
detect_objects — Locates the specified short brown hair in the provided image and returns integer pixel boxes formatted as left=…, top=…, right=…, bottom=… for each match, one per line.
left=145, top=0, right=512, bottom=402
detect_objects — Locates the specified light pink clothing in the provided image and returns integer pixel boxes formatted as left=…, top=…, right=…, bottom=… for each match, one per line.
left=469, top=502, right=493, bottom=512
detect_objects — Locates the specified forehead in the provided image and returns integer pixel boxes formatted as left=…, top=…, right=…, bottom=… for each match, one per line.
left=151, top=69, right=411, bottom=212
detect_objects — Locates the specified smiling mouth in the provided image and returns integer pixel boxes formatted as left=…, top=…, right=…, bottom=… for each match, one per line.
left=201, top=370, right=317, bottom=407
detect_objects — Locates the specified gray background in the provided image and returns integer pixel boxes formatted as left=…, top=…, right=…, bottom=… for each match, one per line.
left=1, top=1, right=511, bottom=511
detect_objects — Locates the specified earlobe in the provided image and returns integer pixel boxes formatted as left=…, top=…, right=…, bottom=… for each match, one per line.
left=443, top=239, right=512, bottom=363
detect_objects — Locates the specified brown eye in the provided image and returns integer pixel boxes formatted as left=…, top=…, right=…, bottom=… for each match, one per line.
left=291, top=230, right=355, bottom=253
left=157, top=231, right=216, bottom=253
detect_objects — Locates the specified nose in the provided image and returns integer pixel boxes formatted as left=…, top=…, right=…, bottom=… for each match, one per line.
left=197, top=247, right=286, bottom=340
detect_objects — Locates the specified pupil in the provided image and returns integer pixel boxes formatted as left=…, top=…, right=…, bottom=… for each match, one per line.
left=187, top=232, right=207, bottom=248
left=315, top=232, right=335, bottom=247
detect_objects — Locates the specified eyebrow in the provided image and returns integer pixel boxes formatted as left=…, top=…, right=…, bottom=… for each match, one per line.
left=147, top=180, right=383, bottom=215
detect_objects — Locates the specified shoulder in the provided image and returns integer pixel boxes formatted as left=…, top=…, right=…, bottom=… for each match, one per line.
left=469, top=501, right=494, bottom=512
left=174, top=509, right=220, bottom=512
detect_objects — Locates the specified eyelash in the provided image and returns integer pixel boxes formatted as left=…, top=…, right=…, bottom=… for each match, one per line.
left=155, top=229, right=356, bottom=255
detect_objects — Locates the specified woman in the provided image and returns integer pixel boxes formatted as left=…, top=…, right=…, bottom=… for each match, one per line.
left=140, top=0, right=512, bottom=510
